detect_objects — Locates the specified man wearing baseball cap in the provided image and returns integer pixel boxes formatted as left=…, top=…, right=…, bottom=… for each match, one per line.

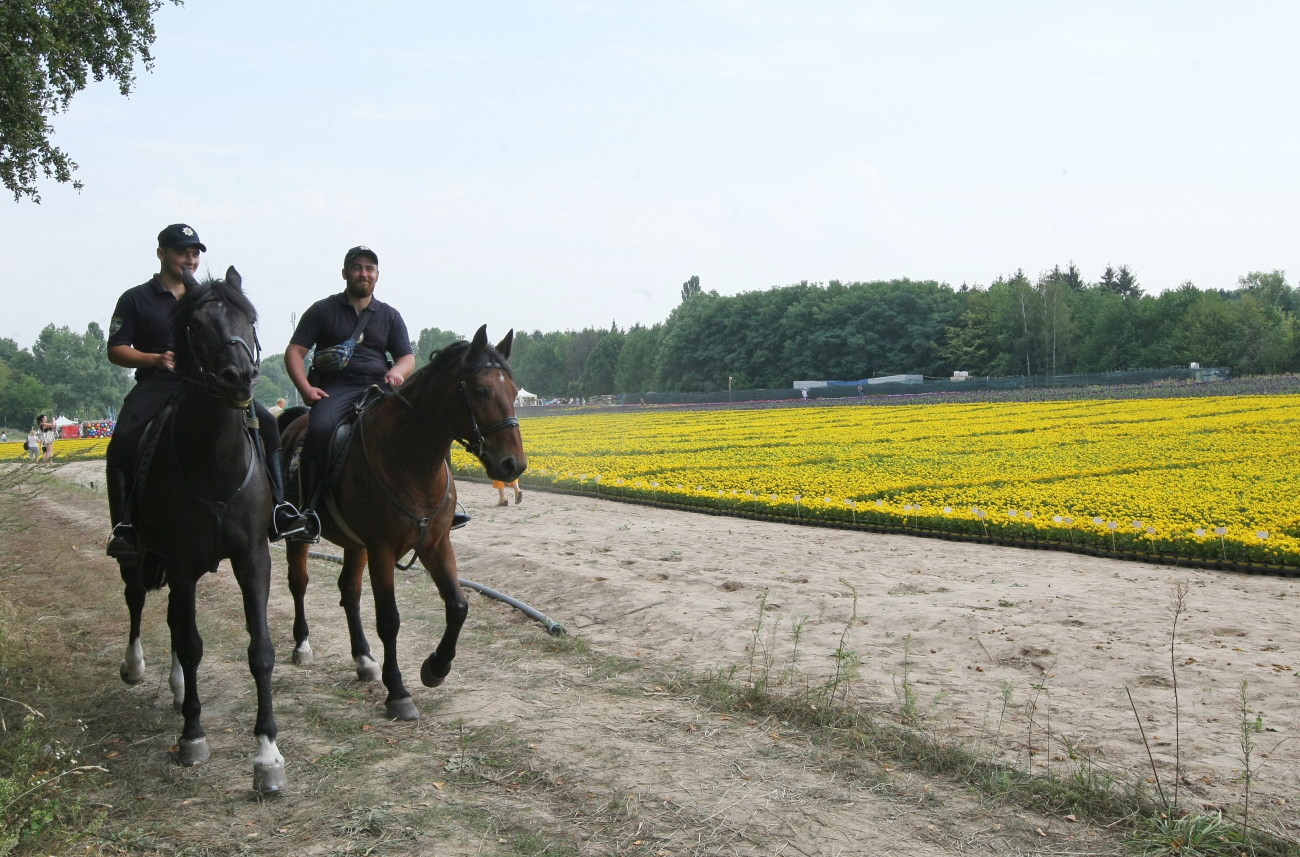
left=105, top=224, right=310, bottom=559
left=284, top=244, right=468, bottom=540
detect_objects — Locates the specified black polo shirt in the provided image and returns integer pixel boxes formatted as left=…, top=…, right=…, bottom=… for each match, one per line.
left=107, top=276, right=181, bottom=380
left=289, top=292, right=413, bottom=383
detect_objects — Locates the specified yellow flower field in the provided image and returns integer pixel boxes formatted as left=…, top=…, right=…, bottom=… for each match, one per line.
left=456, top=395, right=1300, bottom=570
left=0, top=437, right=109, bottom=461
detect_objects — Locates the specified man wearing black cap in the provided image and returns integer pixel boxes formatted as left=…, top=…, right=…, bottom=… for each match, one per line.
left=104, top=224, right=310, bottom=559
left=285, top=245, right=469, bottom=540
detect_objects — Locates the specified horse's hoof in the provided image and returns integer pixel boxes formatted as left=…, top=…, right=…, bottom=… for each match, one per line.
left=386, top=697, right=420, bottom=721
left=120, top=662, right=145, bottom=685
left=291, top=647, right=314, bottom=667
left=254, top=762, right=288, bottom=795
left=176, top=737, right=211, bottom=767
left=420, top=658, right=448, bottom=688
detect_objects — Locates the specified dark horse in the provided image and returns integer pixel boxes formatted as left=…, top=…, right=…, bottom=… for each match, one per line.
left=114, top=267, right=286, bottom=793
left=281, top=325, right=525, bottom=720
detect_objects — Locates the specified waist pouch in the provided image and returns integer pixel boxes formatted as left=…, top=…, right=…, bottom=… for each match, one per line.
left=311, top=308, right=373, bottom=374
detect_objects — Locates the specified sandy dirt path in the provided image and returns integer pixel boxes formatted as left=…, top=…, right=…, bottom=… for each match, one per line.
left=15, top=461, right=1300, bottom=854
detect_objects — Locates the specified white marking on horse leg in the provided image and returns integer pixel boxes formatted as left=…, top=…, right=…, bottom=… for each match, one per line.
left=169, top=652, right=185, bottom=712
left=355, top=654, right=381, bottom=682
left=120, top=638, right=146, bottom=685
left=252, top=734, right=287, bottom=794
left=291, top=640, right=314, bottom=666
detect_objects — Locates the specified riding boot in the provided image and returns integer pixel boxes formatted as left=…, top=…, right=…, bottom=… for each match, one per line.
left=265, top=452, right=312, bottom=541
left=105, top=467, right=140, bottom=560
left=452, top=504, right=471, bottom=530
left=286, top=459, right=321, bottom=543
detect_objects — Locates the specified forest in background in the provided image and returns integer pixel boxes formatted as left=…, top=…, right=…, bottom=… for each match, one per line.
left=3, top=264, right=1297, bottom=424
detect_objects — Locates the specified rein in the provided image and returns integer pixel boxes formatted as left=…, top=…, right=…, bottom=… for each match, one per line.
left=352, top=394, right=454, bottom=570
left=166, top=392, right=259, bottom=542
left=341, top=355, right=517, bottom=569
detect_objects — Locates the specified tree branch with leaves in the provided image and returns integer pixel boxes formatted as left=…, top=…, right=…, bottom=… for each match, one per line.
left=0, top=0, right=181, bottom=202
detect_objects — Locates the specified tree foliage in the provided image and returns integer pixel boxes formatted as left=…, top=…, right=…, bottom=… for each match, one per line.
left=0, top=324, right=131, bottom=428
left=500, top=268, right=1300, bottom=397
left=412, top=326, right=464, bottom=367
left=1, top=0, right=180, bottom=202
left=3, top=265, right=1299, bottom=418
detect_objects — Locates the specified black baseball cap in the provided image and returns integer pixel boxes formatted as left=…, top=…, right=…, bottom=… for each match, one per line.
left=157, top=223, right=206, bottom=252
left=344, top=245, right=379, bottom=266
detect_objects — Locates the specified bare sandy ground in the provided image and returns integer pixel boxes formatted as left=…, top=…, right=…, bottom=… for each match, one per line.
left=447, top=480, right=1300, bottom=823
left=40, top=461, right=1300, bottom=849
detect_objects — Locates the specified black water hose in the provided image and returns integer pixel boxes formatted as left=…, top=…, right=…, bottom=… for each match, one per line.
left=458, top=579, right=567, bottom=637
left=286, top=545, right=567, bottom=636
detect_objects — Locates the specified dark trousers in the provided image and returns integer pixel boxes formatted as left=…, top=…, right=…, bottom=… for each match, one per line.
left=300, top=376, right=373, bottom=507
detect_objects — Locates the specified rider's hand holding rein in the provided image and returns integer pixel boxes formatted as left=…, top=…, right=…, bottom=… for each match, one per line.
left=383, top=355, right=414, bottom=388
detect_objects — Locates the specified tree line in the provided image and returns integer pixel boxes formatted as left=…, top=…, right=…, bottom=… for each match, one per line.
left=503, top=267, right=1299, bottom=397
left=3, top=266, right=1296, bottom=425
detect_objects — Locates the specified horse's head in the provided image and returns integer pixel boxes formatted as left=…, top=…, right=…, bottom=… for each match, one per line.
left=418, top=325, right=526, bottom=482
left=173, top=266, right=262, bottom=409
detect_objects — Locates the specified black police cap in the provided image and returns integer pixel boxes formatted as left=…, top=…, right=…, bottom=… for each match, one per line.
left=157, top=223, right=207, bottom=252
left=344, top=245, right=379, bottom=266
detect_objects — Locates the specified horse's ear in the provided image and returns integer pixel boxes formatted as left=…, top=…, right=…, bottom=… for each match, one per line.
left=225, top=266, right=242, bottom=290
left=495, top=329, right=513, bottom=359
left=471, top=324, right=489, bottom=351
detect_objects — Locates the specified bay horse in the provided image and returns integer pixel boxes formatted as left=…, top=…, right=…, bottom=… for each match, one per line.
left=281, top=325, right=525, bottom=720
left=115, top=267, right=286, bottom=793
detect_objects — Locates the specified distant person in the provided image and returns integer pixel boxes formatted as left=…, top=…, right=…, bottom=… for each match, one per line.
left=800, top=388, right=808, bottom=400
left=494, top=479, right=522, bottom=506
left=1, top=430, right=7, bottom=443
left=268, top=397, right=288, bottom=417
left=25, top=429, right=39, bottom=461
left=104, top=223, right=309, bottom=560
left=37, top=414, right=56, bottom=461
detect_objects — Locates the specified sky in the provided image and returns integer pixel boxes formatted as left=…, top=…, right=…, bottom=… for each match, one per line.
left=4, top=1, right=1298, bottom=351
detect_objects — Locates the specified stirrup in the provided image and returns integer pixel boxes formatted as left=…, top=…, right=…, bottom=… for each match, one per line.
left=285, top=508, right=321, bottom=544
left=106, top=523, right=139, bottom=560
left=270, top=501, right=311, bottom=542
left=451, top=504, right=471, bottom=530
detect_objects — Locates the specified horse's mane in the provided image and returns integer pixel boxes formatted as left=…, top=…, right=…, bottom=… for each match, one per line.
left=173, top=276, right=258, bottom=378
left=411, top=338, right=513, bottom=386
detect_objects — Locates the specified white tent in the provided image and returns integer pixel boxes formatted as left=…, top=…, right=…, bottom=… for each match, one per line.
left=54, top=416, right=77, bottom=427
left=515, top=388, right=539, bottom=406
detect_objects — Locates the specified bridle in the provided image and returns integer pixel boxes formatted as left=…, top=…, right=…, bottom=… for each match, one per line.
left=452, top=378, right=520, bottom=457
left=184, top=296, right=262, bottom=399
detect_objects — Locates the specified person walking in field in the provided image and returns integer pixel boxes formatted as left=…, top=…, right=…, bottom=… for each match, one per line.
left=37, top=414, right=56, bottom=461
left=494, top=479, right=522, bottom=506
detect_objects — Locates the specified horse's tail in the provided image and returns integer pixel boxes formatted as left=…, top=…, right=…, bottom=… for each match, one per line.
left=277, top=406, right=310, bottom=434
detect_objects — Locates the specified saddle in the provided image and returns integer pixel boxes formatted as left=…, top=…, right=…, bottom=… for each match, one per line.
left=286, top=385, right=389, bottom=509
